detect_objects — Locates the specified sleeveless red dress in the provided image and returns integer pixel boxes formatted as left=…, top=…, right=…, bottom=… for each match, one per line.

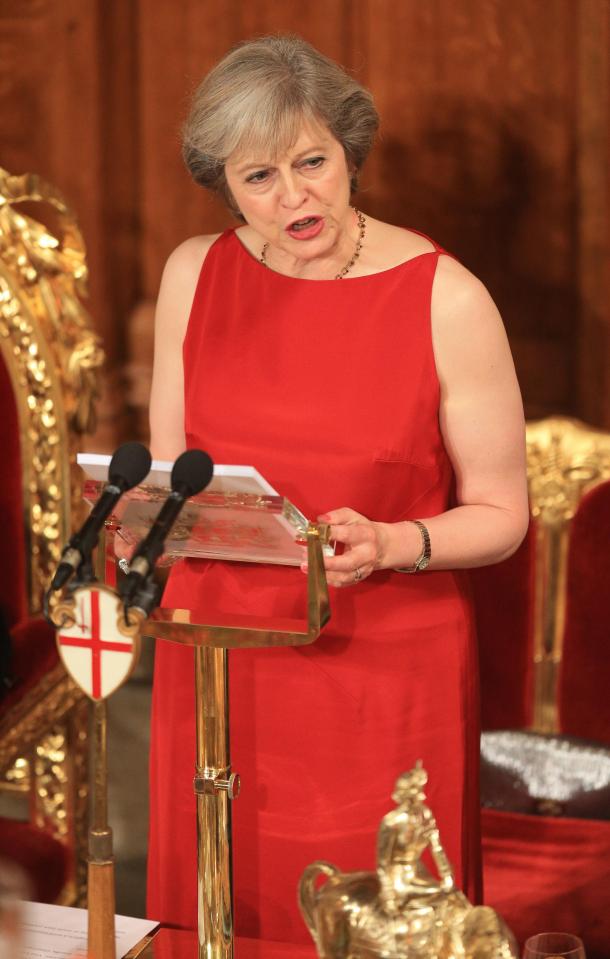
left=147, top=229, right=481, bottom=942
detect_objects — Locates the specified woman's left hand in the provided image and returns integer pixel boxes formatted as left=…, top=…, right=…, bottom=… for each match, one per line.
left=309, top=507, right=390, bottom=588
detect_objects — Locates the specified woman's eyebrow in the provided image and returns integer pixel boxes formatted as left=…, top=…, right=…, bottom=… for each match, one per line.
left=233, top=160, right=271, bottom=174
left=233, top=145, right=327, bottom=175
left=293, top=144, right=326, bottom=158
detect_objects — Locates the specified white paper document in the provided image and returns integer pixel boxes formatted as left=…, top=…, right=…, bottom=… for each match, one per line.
left=22, top=901, right=159, bottom=958
left=77, top=454, right=279, bottom=495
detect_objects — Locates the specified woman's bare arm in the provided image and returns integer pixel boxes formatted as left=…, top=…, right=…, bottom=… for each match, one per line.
left=149, top=235, right=218, bottom=459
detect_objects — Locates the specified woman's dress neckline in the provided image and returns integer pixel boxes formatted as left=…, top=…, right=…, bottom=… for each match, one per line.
left=229, top=226, right=439, bottom=283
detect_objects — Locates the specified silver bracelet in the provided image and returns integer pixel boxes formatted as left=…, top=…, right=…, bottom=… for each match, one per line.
left=394, top=520, right=431, bottom=573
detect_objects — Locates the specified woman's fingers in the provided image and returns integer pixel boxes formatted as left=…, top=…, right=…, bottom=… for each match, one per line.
left=324, top=560, right=374, bottom=587
left=318, top=507, right=364, bottom=526
left=324, top=541, right=376, bottom=573
left=327, top=522, right=375, bottom=547
left=302, top=507, right=384, bottom=587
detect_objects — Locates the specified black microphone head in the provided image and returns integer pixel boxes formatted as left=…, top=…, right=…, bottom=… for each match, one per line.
left=108, top=442, right=152, bottom=491
left=171, top=449, right=214, bottom=497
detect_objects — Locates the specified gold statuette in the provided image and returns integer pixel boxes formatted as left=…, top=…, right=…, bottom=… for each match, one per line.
left=299, top=763, right=516, bottom=959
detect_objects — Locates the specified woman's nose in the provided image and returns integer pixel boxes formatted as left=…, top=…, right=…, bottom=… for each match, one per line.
left=278, top=171, right=306, bottom=209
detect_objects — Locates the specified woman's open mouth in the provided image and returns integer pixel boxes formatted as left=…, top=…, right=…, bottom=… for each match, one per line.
left=286, top=216, right=324, bottom=240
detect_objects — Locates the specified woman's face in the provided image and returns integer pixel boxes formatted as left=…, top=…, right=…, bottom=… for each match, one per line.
left=224, top=117, right=353, bottom=263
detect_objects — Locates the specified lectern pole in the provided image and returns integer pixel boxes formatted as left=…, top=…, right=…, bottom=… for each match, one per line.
left=87, top=699, right=116, bottom=959
left=144, top=523, right=331, bottom=955
left=194, top=645, right=237, bottom=959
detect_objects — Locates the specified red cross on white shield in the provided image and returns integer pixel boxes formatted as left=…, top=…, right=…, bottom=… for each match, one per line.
left=56, top=585, right=139, bottom=701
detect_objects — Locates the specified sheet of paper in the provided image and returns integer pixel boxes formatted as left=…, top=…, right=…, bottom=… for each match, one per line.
left=77, top=453, right=279, bottom=495
left=22, top=901, right=159, bottom=959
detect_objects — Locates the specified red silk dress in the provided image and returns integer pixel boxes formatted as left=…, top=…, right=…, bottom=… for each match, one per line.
left=147, top=229, right=481, bottom=943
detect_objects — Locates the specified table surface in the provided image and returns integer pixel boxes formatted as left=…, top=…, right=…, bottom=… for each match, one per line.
left=126, top=928, right=317, bottom=958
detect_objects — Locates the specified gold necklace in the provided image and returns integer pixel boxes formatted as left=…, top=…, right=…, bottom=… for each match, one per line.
left=259, top=209, right=366, bottom=279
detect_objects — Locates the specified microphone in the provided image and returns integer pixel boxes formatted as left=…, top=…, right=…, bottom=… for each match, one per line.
left=50, top=442, right=152, bottom=591
left=120, top=449, right=214, bottom=604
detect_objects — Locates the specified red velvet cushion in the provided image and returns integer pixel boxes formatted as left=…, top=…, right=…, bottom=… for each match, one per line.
left=0, top=351, right=26, bottom=629
left=483, top=808, right=610, bottom=959
left=0, top=617, right=58, bottom=715
left=560, top=481, right=610, bottom=744
left=470, top=521, right=536, bottom=731
left=0, top=817, right=68, bottom=902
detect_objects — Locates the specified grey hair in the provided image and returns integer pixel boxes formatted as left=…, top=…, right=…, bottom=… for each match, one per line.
left=182, top=35, right=379, bottom=218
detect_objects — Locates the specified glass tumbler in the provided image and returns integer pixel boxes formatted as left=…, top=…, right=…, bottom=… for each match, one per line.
left=523, top=932, right=586, bottom=959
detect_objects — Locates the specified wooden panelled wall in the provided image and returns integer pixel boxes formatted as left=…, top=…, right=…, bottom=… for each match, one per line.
left=1, top=0, right=608, bottom=448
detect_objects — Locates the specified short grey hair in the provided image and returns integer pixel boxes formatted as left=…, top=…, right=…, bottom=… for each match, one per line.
left=182, top=35, right=379, bottom=218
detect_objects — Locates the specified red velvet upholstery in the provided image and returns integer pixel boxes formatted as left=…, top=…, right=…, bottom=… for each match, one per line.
left=0, top=347, right=59, bottom=707
left=470, top=520, right=536, bottom=731
left=560, top=480, right=610, bottom=744
left=483, top=808, right=610, bottom=959
left=0, top=348, right=68, bottom=904
left=0, top=818, right=69, bottom=902
left=475, top=472, right=610, bottom=953
left=1, top=616, right=58, bottom=712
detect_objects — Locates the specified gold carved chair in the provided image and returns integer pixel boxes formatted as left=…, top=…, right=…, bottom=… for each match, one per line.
left=471, top=416, right=610, bottom=957
left=0, top=167, right=103, bottom=903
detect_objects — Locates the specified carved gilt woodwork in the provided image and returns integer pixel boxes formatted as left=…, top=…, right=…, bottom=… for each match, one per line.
left=526, top=416, right=610, bottom=733
left=0, top=167, right=104, bottom=903
left=0, top=166, right=103, bottom=611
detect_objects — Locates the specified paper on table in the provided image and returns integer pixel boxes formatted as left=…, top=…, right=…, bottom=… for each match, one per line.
left=22, top=901, right=159, bottom=959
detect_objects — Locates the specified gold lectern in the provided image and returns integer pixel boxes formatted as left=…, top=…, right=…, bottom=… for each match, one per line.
left=107, top=519, right=330, bottom=959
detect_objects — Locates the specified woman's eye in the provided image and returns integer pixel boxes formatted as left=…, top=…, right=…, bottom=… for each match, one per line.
left=303, top=156, right=324, bottom=169
left=246, top=170, right=269, bottom=184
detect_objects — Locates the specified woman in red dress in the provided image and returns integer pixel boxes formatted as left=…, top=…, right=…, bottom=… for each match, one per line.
left=147, top=36, right=528, bottom=944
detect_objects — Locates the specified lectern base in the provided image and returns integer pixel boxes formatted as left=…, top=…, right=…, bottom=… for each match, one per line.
left=128, top=928, right=316, bottom=958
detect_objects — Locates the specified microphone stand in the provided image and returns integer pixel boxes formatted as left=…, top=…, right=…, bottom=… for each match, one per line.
left=46, top=544, right=116, bottom=959
left=47, top=445, right=152, bottom=959
left=46, top=530, right=117, bottom=959
left=86, top=523, right=156, bottom=959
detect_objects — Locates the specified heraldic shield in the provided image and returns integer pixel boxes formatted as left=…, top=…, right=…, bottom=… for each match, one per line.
left=55, top=584, right=141, bottom=701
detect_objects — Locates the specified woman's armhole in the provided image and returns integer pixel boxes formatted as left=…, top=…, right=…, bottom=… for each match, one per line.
left=149, top=234, right=220, bottom=457
left=158, top=233, right=221, bottom=347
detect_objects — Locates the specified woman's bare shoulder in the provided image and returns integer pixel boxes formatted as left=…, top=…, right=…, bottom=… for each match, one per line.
left=155, top=234, right=222, bottom=343
left=432, top=252, right=498, bottom=327
left=364, top=217, right=436, bottom=270
left=163, top=233, right=222, bottom=282
left=431, top=253, right=511, bottom=384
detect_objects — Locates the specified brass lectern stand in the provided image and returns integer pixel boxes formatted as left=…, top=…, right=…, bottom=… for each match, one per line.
left=118, top=524, right=330, bottom=959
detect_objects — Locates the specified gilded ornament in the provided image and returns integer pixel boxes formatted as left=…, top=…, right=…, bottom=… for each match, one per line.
left=0, top=166, right=101, bottom=904
left=525, top=417, right=610, bottom=733
left=526, top=416, right=610, bottom=526
left=299, top=764, right=516, bottom=959
left=0, top=166, right=104, bottom=612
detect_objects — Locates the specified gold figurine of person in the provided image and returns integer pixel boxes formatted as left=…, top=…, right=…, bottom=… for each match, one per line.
left=299, top=764, right=517, bottom=959
left=376, top=763, right=458, bottom=913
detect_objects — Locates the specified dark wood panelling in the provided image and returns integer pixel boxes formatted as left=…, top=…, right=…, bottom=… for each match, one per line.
left=137, top=0, right=236, bottom=298
left=0, top=0, right=139, bottom=444
left=576, top=0, right=610, bottom=427
left=1, top=0, right=608, bottom=446
left=355, top=0, right=580, bottom=417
